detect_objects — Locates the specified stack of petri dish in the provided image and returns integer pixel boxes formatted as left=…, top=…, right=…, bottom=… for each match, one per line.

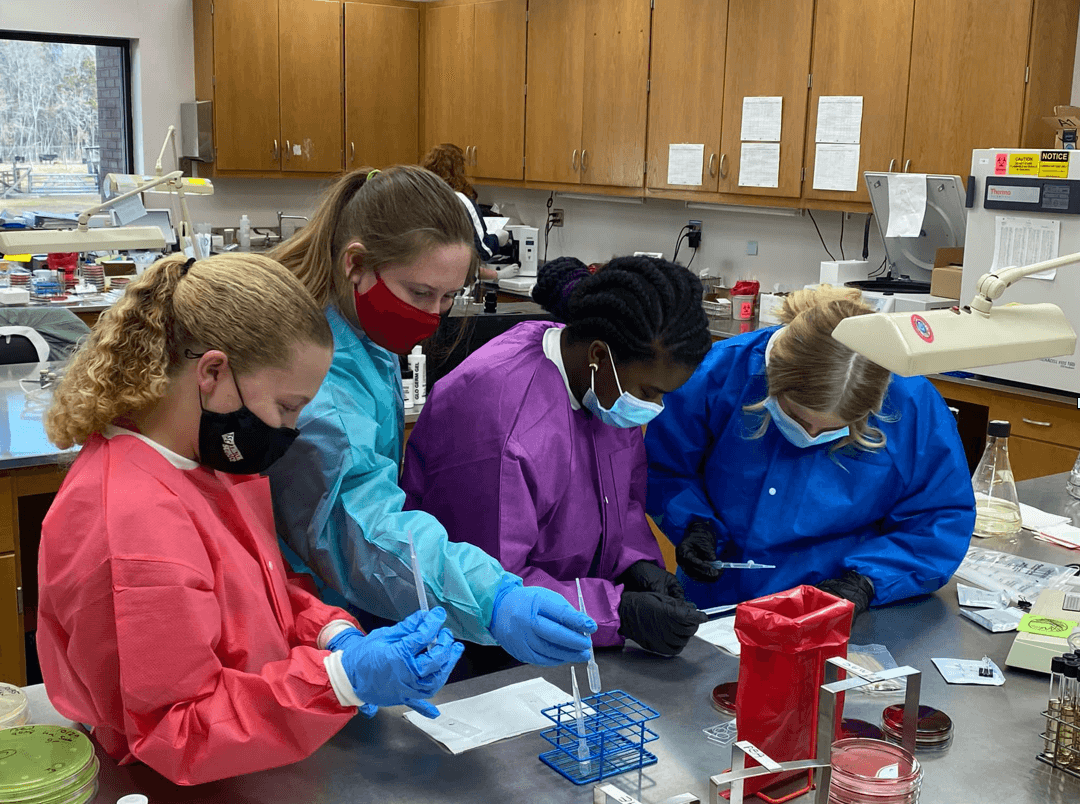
left=0, top=683, right=30, bottom=729
left=880, top=704, right=953, bottom=752
left=829, top=738, right=922, bottom=803
left=0, top=725, right=99, bottom=804
left=81, top=264, right=105, bottom=292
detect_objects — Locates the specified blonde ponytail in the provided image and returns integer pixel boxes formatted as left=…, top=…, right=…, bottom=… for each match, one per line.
left=46, top=253, right=332, bottom=448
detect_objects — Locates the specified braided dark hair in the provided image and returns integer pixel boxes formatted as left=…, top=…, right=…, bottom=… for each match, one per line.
left=534, top=254, right=711, bottom=366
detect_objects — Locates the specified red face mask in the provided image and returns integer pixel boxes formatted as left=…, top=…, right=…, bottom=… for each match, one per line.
left=353, top=274, right=441, bottom=354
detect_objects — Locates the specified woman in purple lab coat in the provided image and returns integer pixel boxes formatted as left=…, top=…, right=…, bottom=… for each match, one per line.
left=401, top=255, right=713, bottom=657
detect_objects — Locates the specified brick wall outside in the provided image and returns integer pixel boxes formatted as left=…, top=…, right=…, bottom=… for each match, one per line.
left=94, top=47, right=127, bottom=182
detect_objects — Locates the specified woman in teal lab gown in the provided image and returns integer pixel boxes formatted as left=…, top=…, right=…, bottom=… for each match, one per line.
left=267, top=166, right=595, bottom=667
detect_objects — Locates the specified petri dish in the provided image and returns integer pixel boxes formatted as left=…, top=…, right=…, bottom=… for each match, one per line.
left=711, top=682, right=738, bottom=716
left=829, top=738, right=921, bottom=803
left=839, top=718, right=886, bottom=741
left=0, top=683, right=30, bottom=729
left=0, top=726, right=96, bottom=802
left=880, top=704, right=953, bottom=750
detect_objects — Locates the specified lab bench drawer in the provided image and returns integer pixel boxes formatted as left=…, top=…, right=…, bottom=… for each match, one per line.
left=991, top=394, right=1080, bottom=449
left=0, top=553, right=23, bottom=685
left=1008, top=436, right=1080, bottom=482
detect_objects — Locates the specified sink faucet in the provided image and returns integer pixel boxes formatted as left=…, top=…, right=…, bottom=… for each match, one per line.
left=277, top=211, right=309, bottom=241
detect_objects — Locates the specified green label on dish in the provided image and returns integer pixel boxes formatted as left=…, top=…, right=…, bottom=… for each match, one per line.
left=1017, top=613, right=1078, bottom=638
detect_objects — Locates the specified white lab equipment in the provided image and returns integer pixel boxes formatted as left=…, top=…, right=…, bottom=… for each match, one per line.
left=498, top=225, right=539, bottom=293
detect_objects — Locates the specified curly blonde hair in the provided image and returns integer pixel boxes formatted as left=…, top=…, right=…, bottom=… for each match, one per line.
left=745, top=285, right=893, bottom=452
left=420, top=143, right=475, bottom=200
left=45, top=253, right=332, bottom=449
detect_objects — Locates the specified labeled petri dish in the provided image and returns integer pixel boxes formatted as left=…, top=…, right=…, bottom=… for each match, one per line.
left=829, top=738, right=921, bottom=804
left=711, top=682, right=738, bottom=716
left=0, top=726, right=96, bottom=802
left=0, top=683, right=30, bottom=729
left=880, top=704, right=954, bottom=751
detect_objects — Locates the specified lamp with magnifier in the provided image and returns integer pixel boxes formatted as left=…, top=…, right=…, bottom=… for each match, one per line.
left=0, top=126, right=213, bottom=259
left=832, top=253, right=1079, bottom=376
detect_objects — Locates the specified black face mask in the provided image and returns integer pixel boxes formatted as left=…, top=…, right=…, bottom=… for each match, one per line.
left=197, top=372, right=299, bottom=475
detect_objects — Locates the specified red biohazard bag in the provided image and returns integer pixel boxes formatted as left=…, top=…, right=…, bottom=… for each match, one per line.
left=733, top=585, right=853, bottom=800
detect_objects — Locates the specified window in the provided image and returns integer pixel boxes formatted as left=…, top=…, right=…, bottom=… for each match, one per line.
left=0, top=31, right=133, bottom=217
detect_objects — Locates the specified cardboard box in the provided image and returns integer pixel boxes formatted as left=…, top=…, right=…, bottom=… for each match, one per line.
left=1042, top=105, right=1080, bottom=149
left=930, top=247, right=964, bottom=299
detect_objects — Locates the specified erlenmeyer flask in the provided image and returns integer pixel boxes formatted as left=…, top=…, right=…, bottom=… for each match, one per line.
left=1067, top=450, right=1080, bottom=501
left=971, top=420, right=1021, bottom=538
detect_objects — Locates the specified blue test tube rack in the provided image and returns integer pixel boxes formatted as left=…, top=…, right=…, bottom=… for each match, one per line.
left=538, top=689, right=659, bottom=785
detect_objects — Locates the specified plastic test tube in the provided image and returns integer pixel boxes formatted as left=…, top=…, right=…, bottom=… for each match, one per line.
left=405, top=531, right=429, bottom=612
left=576, top=578, right=601, bottom=694
left=1057, top=659, right=1078, bottom=767
left=571, top=667, right=590, bottom=774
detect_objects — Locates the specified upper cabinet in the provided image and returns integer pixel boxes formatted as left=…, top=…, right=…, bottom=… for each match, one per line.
left=526, top=0, right=650, bottom=188
left=803, top=0, right=914, bottom=204
left=208, top=0, right=282, bottom=172
left=716, top=0, right=815, bottom=199
left=903, top=0, right=1033, bottom=181
left=646, top=0, right=728, bottom=192
left=279, top=0, right=343, bottom=173
left=194, top=0, right=420, bottom=177
left=345, top=2, right=420, bottom=170
left=423, top=0, right=526, bottom=181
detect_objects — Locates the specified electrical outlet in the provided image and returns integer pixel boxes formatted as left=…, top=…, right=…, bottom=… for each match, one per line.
left=550, top=209, right=564, bottom=227
left=687, top=219, right=702, bottom=249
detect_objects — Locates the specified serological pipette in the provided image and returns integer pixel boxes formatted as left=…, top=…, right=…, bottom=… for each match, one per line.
left=571, top=667, right=590, bottom=773
left=576, top=578, right=601, bottom=694
left=709, top=559, right=776, bottom=570
left=406, top=531, right=430, bottom=612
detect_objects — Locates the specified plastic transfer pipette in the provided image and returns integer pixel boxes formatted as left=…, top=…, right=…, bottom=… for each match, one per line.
left=702, top=603, right=739, bottom=617
left=406, top=531, right=429, bottom=613
left=709, top=559, right=776, bottom=570
left=576, top=578, right=601, bottom=694
left=571, top=667, right=590, bottom=772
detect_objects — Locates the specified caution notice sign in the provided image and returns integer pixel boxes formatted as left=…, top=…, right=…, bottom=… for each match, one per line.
left=1008, top=153, right=1039, bottom=175
left=1039, top=150, right=1070, bottom=178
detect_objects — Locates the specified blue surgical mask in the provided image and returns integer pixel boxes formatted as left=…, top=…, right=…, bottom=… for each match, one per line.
left=763, top=395, right=849, bottom=449
left=582, top=347, right=664, bottom=428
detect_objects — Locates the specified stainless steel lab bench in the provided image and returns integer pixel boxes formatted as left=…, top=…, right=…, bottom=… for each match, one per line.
left=15, top=475, right=1076, bottom=802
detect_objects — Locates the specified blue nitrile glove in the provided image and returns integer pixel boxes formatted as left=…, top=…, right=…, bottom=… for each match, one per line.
left=328, top=607, right=464, bottom=719
left=489, top=577, right=597, bottom=666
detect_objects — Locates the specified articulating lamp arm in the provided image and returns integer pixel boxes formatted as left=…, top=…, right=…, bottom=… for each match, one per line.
left=972, top=251, right=1080, bottom=315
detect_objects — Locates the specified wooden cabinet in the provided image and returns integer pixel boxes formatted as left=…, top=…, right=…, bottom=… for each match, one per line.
left=903, top=0, right=1032, bottom=180
left=423, top=0, right=526, bottom=181
left=279, top=0, right=343, bottom=173
left=932, top=377, right=1080, bottom=482
left=803, top=0, right=915, bottom=204
left=471, top=0, right=527, bottom=179
left=345, top=2, right=420, bottom=169
left=0, top=554, right=19, bottom=685
left=526, top=0, right=649, bottom=187
left=210, top=0, right=282, bottom=171
left=646, top=0, right=728, bottom=192
left=525, top=0, right=585, bottom=184
left=716, top=0, right=815, bottom=199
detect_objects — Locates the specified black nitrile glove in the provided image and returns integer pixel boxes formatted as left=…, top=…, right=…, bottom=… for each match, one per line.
left=675, top=520, right=722, bottom=584
left=617, top=590, right=709, bottom=656
left=817, top=570, right=875, bottom=619
left=616, top=560, right=686, bottom=600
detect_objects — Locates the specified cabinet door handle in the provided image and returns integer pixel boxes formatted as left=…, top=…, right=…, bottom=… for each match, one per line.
left=572, top=149, right=579, bottom=171
left=350, top=142, right=355, bottom=163
left=887, top=158, right=896, bottom=172
left=273, top=139, right=279, bottom=160
left=903, top=158, right=911, bottom=172
left=719, top=152, right=728, bottom=179
left=285, top=140, right=291, bottom=160
left=473, top=145, right=478, bottom=167
left=581, top=149, right=589, bottom=173
left=708, top=152, right=717, bottom=178
left=1021, top=417, right=1052, bottom=427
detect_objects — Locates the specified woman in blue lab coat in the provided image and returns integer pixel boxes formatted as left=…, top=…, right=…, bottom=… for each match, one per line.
left=267, top=166, right=595, bottom=668
left=645, top=286, right=976, bottom=617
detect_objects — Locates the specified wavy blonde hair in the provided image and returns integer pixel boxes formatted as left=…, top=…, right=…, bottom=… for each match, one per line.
left=270, top=164, right=476, bottom=319
left=745, top=285, right=892, bottom=452
left=45, top=253, right=332, bottom=449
